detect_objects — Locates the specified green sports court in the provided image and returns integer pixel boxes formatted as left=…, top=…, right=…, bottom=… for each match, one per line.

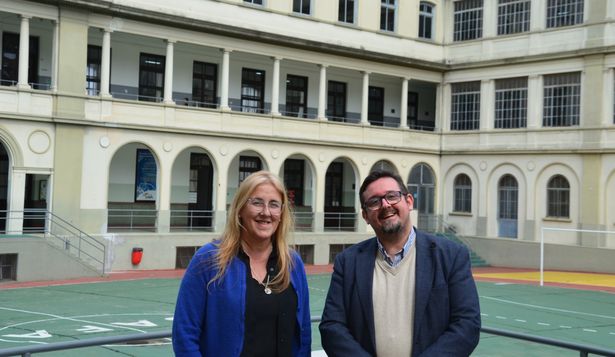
left=1, top=269, right=614, bottom=356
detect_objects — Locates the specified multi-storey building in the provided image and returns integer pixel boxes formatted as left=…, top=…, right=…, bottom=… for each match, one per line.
left=1, top=0, right=614, bottom=280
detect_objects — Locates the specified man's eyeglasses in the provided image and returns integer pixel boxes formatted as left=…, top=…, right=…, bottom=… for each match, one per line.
left=247, top=198, right=283, bottom=215
left=363, top=191, right=404, bottom=211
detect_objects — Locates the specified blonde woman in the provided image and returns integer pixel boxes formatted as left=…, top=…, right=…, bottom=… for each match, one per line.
left=173, top=171, right=311, bottom=356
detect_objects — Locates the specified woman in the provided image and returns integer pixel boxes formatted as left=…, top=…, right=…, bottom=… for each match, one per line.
left=172, top=171, right=311, bottom=356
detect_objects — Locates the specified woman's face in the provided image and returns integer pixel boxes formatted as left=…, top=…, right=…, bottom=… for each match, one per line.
left=239, top=183, right=283, bottom=245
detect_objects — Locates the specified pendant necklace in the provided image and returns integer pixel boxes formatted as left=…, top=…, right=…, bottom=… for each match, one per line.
left=262, top=274, right=272, bottom=295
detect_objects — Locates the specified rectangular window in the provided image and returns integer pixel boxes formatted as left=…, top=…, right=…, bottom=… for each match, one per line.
left=241, top=68, right=266, bottom=113
left=239, top=156, right=262, bottom=184
left=285, top=74, right=308, bottom=118
left=192, top=61, right=218, bottom=108
left=368, top=86, right=384, bottom=126
left=495, top=77, right=528, bottom=129
left=546, top=0, right=583, bottom=28
left=451, top=81, right=481, bottom=131
left=138, top=53, right=165, bottom=102
left=244, top=0, right=263, bottom=5
left=293, top=0, right=310, bottom=14
left=543, top=72, right=581, bottom=127
left=454, top=0, right=483, bottom=42
left=497, top=0, right=530, bottom=35
left=86, top=45, right=102, bottom=96
left=419, top=2, right=434, bottom=39
left=380, top=0, right=396, bottom=32
left=0, top=254, right=17, bottom=281
left=327, top=80, right=347, bottom=121
left=338, top=0, right=355, bottom=23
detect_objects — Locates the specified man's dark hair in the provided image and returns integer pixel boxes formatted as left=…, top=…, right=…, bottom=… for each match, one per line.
left=359, top=170, right=408, bottom=205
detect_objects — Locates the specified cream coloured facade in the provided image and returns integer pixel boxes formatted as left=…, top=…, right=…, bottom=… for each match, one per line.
left=1, top=0, right=615, bottom=280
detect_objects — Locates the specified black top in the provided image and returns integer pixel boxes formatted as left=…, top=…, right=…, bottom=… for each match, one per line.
left=239, top=249, right=297, bottom=357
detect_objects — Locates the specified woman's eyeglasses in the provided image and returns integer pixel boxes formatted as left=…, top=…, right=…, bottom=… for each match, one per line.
left=363, top=191, right=404, bottom=211
left=247, top=198, right=283, bottom=215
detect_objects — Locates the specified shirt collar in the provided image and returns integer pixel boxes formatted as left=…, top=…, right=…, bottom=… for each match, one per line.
left=376, top=227, right=416, bottom=267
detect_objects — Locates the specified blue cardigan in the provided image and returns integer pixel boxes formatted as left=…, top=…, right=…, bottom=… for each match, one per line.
left=172, top=242, right=312, bottom=356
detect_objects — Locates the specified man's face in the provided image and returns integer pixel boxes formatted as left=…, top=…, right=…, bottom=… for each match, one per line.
left=361, top=177, right=414, bottom=238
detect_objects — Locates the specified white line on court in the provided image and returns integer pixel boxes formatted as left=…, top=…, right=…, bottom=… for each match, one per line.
left=560, top=326, right=572, bottom=329
left=537, top=322, right=550, bottom=326
left=514, top=319, right=526, bottom=323
left=0, top=307, right=157, bottom=334
left=480, top=296, right=615, bottom=320
left=583, top=329, right=597, bottom=333
left=480, top=313, right=489, bottom=317
left=495, top=316, right=507, bottom=320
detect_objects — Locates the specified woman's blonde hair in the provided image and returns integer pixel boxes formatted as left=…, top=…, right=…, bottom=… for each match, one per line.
left=209, top=170, right=295, bottom=292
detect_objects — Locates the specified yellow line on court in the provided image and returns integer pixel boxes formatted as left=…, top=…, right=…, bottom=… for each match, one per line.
left=474, top=271, right=615, bottom=288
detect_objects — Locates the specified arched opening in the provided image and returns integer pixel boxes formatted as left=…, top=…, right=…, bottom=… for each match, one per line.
left=281, top=155, right=315, bottom=232
left=324, top=158, right=357, bottom=231
left=107, top=144, right=158, bottom=231
left=170, top=148, right=215, bottom=231
left=408, top=163, right=436, bottom=231
left=498, top=174, right=518, bottom=238
left=0, top=142, right=8, bottom=233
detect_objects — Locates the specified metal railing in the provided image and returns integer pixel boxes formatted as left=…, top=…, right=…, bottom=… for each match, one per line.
left=107, top=208, right=158, bottom=232
left=1, top=322, right=614, bottom=357
left=0, top=210, right=106, bottom=275
left=293, top=211, right=314, bottom=232
left=323, top=212, right=357, bottom=232
left=170, top=210, right=214, bottom=232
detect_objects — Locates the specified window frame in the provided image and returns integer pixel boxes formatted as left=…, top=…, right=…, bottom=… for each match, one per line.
left=293, top=0, right=311, bottom=15
left=546, top=0, right=584, bottom=28
left=546, top=175, right=570, bottom=218
left=495, top=77, right=528, bottom=129
left=244, top=0, right=264, bottom=5
left=138, top=52, right=165, bottom=102
left=285, top=74, right=309, bottom=118
left=327, top=80, right=347, bottom=121
left=453, top=0, right=483, bottom=42
left=338, top=0, right=356, bottom=24
left=241, top=67, right=266, bottom=114
left=239, top=156, right=262, bottom=184
left=192, top=61, right=218, bottom=108
left=542, top=72, right=581, bottom=127
left=380, top=0, right=397, bottom=32
left=86, top=45, right=102, bottom=96
left=450, top=81, right=481, bottom=131
left=419, top=2, right=435, bottom=40
left=453, top=174, right=472, bottom=213
left=368, top=86, right=385, bottom=126
left=497, top=0, right=531, bottom=35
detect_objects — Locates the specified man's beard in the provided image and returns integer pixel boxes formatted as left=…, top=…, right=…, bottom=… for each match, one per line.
left=378, top=209, right=403, bottom=234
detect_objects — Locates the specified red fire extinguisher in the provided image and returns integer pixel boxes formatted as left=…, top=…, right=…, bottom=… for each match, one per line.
left=131, top=247, right=143, bottom=265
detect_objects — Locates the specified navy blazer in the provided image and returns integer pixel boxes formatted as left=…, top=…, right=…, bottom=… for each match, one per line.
left=319, top=230, right=481, bottom=357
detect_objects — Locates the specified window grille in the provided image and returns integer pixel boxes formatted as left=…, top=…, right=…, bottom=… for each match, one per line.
left=327, top=81, right=347, bottom=121
left=546, top=0, right=583, bottom=28
left=453, top=0, right=483, bottom=41
left=547, top=175, right=570, bottom=218
left=495, top=77, right=528, bottom=129
left=419, top=2, right=434, bottom=39
left=451, top=81, right=481, bottom=131
left=543, top=72, right=580, bottom=127
left=454, top=174, right=472, bottom=213
left=497, top=0, right=530, bottom=35
left=241, top=68, right=266, bottom=113
left=380, top=0, right=396, bottom=32
left=244, top=0, right=263, bottom=5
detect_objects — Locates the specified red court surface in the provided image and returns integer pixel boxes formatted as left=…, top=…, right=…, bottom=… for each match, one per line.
left=2, top=265, right=615, bottom=293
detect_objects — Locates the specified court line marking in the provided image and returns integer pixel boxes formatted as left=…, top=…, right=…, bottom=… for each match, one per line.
left=480, top=296, right=615, bottom=320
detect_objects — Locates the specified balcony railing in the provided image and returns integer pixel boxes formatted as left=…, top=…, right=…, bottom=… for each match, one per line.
left=324, top=211, right=357, bottom=232
left=170, top=210, right=215, bottom=232
left=293, top=211, right=314, bottom=232
left=107, top=208, right=158, bottom=232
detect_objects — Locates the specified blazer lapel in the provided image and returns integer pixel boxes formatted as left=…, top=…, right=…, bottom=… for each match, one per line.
left=413, top=231, right=435, bottom=337
left=355, top=238, right=377, bottom=351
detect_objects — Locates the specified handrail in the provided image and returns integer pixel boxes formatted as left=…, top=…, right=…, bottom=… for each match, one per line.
left=0, top=323, right=614, bottom=357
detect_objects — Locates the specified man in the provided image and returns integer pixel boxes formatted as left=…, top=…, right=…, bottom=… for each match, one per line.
left=319, top=170, right=480, bottom=357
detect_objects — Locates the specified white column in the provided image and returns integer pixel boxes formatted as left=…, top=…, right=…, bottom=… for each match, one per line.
left=361, top=71, right=370, bottom=125
left=318, top=64, right=328, bottom=120
left=271, top=57, right=281, bottom=115
left=434, top=82, right=443, bottom=131
left=602, top=68, right=614, bottom=126
left=51, top=20, right=59, bottom=92
left=18, top=15, right=31, bottom=89
left=482, top=0, right=497, bottom=38
left=100, top=29, right=112, bottom=97
left=163, top=40, right=175, bottom=104
left=220, top=49, right=231, bottom=111
left=527, top=75, right=543, bottom=129
left=400, top=77, right=409, bottom=128
left=7, top=169, right=26, bottom=234
left=531, top=0, right=546, bottom=31
left=480, top=79, right=494, bottom=131
left=441, top=83, right=451, bottom=132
